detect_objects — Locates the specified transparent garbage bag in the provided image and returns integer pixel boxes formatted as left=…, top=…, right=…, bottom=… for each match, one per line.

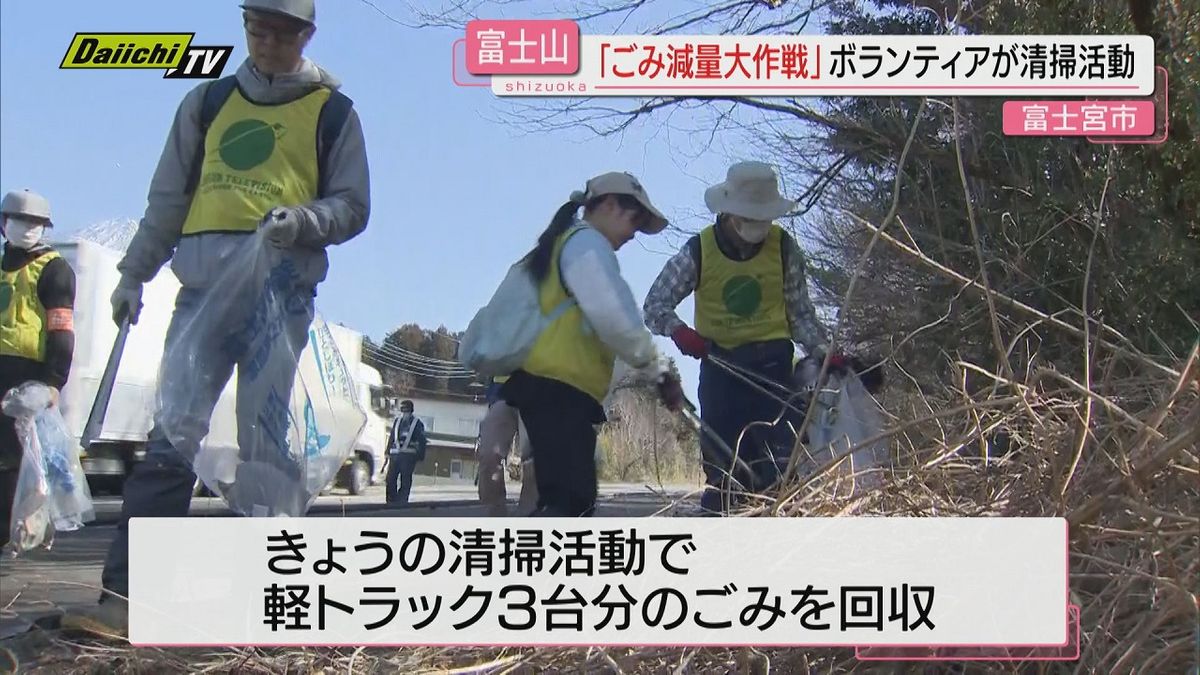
left=153, top=231, right=367, bottom=517
left=2, top=381, right=95, bottom=555
left=793, top=360, right=889, bottom=493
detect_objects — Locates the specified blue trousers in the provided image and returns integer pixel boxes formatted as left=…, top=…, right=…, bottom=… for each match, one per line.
left=385, top=453, right=418, bottom=505
left=697, top=340, right=796, bottom=513
left=100, top=283, right=314, bottom=600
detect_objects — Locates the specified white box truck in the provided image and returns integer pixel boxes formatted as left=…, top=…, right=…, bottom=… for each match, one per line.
left=54, top=238, right=184, bottom=493
left=326, top=322, right=390, bottom=495
left=51, top=238, right=385, bottom=496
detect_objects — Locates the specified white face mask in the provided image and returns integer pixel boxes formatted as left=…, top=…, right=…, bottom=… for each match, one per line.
left=733, top=218, right=770, bottom=244
left=2, top=218, right=45, bottom=249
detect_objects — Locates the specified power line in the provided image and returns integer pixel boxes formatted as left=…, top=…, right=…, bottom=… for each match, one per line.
left=365, top=344, right=471, bottom=373
left=364, top=345, right=472, bottom=372
left=364, top=354, right=478, bottom=379
left=370, top=341, right=466, bottom=367
left=363, top=346, right=478, bottom=379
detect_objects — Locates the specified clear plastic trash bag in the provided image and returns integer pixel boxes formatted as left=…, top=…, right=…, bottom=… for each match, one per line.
left=153, top=231, right=367, bottom=517
left=2, top=381, right=95, bottom=555
left=793, top=361, right=889, bottom=492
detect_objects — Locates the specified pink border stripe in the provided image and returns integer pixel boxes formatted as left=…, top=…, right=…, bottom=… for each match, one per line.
left=1088, top=65, right=1169, bottom=145
left=452, top=38, right=490, bottom=88
left=593, top=85, right=1143, bottom=91
left=855, top=605, right=1081, bottom=662
left=133, top=521, right=1072, bottom=649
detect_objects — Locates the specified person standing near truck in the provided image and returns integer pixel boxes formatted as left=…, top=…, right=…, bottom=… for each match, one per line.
left=0, top=189, right=76, bottom=549
left=384, top=399, right=427, bottom=505
left=63, top=0, right=370, bottom=637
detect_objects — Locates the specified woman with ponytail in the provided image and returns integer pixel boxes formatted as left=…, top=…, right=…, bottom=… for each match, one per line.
left=501, top=171, right=684, bottom=517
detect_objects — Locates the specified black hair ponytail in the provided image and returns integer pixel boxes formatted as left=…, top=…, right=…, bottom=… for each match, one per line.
left=526, top=199, right=581, bottom=282
left=525, top=192, right=647, bottom=282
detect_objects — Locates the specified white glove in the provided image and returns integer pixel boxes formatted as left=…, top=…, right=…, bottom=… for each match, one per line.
left=631, top=349, right=671, bottom=384
left=111, top=278, right=143, bottom=325
left=260, top=207, right=303, bottom=249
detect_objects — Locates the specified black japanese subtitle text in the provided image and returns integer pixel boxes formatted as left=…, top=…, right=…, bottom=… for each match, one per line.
left=263, top=530, right=936, bottom=634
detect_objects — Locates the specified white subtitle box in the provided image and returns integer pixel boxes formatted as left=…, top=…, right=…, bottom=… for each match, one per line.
left=492, top=35, right=1154, bottom=97
left=128, top=517, right=1068, bottom=647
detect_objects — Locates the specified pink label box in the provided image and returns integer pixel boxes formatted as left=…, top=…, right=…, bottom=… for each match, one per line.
left=465, top=20, right=580, bottom=75
left=1003, top=100, right=1154, bottom=136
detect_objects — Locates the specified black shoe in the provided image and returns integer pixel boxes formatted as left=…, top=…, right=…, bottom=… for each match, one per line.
left=61, top=597, right=129, bottom=639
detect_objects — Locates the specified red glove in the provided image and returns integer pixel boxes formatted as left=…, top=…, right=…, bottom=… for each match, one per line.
left=671, top=325, right=709, bottom=359
left=828, top=352, right=849, bottom=371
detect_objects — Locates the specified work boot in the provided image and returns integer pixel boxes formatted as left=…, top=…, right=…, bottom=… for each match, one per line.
left=60, top=596, right=129, bottom=639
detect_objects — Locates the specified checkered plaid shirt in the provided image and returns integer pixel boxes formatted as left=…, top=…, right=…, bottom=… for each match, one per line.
left=643, top=229, right=830, bottom=355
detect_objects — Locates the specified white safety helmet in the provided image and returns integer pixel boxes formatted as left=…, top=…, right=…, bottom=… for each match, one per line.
left=1, top=189, right=53, bottom=227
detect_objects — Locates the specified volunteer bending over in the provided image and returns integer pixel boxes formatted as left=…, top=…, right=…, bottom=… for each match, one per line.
left=501, top=172, right=684, bottom=517
left=644, top=161, right=840, bottom=514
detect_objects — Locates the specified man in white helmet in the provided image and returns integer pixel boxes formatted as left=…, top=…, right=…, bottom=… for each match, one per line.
left=63, top=0, right=370, bottom=637
left=0, top=189, right=77, bottom=550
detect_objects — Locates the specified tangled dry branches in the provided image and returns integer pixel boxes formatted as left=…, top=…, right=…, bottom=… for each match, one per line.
left=17, top=334, right=1196, bottom=674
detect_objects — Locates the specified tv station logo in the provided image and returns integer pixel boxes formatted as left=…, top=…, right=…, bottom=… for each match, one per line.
left=60, top=33, right=233, bottom=79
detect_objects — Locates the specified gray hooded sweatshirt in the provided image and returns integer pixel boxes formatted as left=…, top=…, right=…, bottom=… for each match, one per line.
left=117, top=57, right=370, bottom=291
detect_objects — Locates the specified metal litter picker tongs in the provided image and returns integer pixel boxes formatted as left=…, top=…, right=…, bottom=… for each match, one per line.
left=676, top=393, right=756, bottom=490
left=80, top=314, right=131, bottom=449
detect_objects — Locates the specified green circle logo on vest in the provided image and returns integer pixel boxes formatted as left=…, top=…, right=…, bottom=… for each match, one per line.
left=218, top=119, right=286, bottom=171
left=723, top=275, right=762, bottom=317
left=0, top=283, right=12, bottom=313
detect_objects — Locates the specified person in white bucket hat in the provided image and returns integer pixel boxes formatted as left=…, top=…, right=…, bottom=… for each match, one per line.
left=644, top=161, right=843, bottom=514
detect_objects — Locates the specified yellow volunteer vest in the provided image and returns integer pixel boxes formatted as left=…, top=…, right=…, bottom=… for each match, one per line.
left=521, top=225, right=616, bottom=404
left=494, top=375, right=510, bottom=384
left=694, top=223, right=790, bottom=350
left=181, top=86, right=330, bottom=235
left=0, top=250, right=61, bottom=362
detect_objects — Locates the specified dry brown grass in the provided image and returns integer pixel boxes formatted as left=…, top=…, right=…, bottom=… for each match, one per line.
left=20, top=339, right=1197, bottom=673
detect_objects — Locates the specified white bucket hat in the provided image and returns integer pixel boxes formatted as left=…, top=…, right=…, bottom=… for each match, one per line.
left=704, top=161, right=797, bottom=222
left=570, top=171, right=669, bottom=234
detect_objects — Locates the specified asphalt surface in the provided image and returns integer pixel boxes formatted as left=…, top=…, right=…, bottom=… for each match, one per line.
left=0, top=481, right=699, bottom=644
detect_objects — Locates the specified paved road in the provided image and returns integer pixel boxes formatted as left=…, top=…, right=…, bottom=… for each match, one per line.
left=0, top=482, right=698, bottom=643
left=82, top=478, right=699, bottom=522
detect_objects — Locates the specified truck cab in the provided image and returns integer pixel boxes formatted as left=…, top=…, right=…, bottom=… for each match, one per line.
left=333, top=363, right=389, bottom=495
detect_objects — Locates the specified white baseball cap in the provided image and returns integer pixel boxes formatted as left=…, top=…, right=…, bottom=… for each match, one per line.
left=241, top=0, right=315, bottom=26
left=570, top=171, right=669, bottom=234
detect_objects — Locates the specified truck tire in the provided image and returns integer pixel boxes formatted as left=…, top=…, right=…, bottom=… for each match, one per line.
left=347, top=458, right=370, bottom=496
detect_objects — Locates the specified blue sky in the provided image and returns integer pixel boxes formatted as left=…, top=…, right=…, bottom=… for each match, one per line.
left=0, top=1, right=819, bottom=403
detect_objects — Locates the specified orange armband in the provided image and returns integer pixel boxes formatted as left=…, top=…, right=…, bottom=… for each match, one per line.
left=46, top=308, right=74, bottom=332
